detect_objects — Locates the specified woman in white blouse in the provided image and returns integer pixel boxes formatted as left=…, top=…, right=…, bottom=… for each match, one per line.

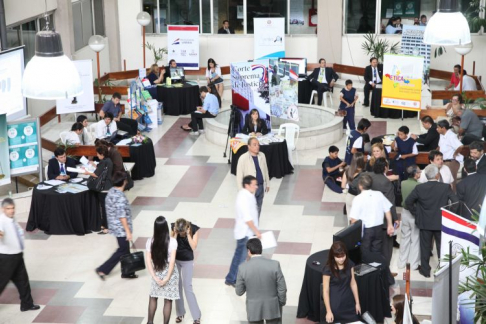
left=65, top=122, right=84, bottom=146
left=146, top=216, right=180, bottom=324
left=206, top=58, right=223, bottom=98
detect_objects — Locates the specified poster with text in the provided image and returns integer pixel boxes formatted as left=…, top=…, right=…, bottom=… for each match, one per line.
left=167, top=25, right=200, bottom=70
left=254, top=18, right=285, bottom=59
left=0, top=114, right=11, bottom=186
left=231, top=60, right=271, bottom=130
left=56, top=60, right=95, bottom=114
left=381, top=54, right=423, bottom=112
left=7, top=119, right=40, bottom=176
left=269, top=59, right=299, bottom=121
left=401, top=25, right=430, bottom=82
left=0, top=46, right=27, bottom=121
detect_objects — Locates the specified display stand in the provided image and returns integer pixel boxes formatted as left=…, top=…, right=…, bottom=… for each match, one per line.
left=128, top=78, right=156, bottom=133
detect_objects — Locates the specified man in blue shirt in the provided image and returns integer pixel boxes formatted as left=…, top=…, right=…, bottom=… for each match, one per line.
left=182, top=86, right=220, bottom=135
left=100, top=92, right=138, bottom=136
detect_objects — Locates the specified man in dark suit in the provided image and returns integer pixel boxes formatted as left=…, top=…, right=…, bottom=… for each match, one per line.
left=47, top=147, right=78, bottom=180
left=405, top=164, right=458, bottom=278
left=468, top=141, right=486, bottom=175
left=411, top=115, right=440, bottom=152
left=363, top=57, right=383, bottom=107
left=365, top=158, right=399, bottom=277
left=307, top=58, right=339, bottom=106
left=236, top=238, right=287, bottom=324
left=217, top=20, right=235, bottom=34
left=457, top=159, right=486, bottom=219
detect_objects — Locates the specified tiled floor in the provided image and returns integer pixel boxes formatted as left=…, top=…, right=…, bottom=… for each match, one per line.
left=0, top=91, right=436, bottom=324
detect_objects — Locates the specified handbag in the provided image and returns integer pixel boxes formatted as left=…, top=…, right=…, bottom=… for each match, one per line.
left=87, top=166, right=109, bottom=192
left=120, top=241, right=146, bottom=275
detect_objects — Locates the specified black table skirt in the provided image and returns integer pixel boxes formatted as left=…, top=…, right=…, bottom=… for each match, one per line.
left=127, top=138, right=156, bottom=180
left=230, top=141, right=294, bottom=179
left=371, top=88, right=417, bottom=119
left=156, top=84, right=201, bottom=116
left=27, top=184, right=101, bottom=235
left=297, top=249, right=391, bottom=322
left=298, top=79, right=313, bottom=104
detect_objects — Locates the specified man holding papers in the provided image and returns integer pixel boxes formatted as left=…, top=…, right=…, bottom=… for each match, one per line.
left=225, top=175, right=261, bottom=288
left=181, top=86, right=219, bottom=135
left=47, top=147, right=78, bottom=180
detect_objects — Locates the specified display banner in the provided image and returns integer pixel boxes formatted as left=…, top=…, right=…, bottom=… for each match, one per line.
left=7, top=118, right=42, bottom=177
left=440, top=207, right=479, bottom=324
left=230, top=60, right=271, bottom=130
left=401, top=25, right=431, bottom=81
left=269, top=59, right=299, bottom=121
left=56, top=60, right=94, bottom=114
left=432, top=254, right=462, bottom=324
left=382, top=54, right=423, bottom=112
left=254, top=18, right=285, bottom=59
left=0, top=114, right=11, bottom=186
left=167, top=25, right=199, bottom=70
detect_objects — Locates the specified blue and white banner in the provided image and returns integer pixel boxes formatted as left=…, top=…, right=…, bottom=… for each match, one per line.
left=254, top=18, right=285, bottom=60
left=167, top=25, right=199, bottom=70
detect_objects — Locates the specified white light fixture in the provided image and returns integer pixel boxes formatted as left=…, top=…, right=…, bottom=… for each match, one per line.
left=423, top=0, right=471, bottom=46
left=454, top=41, right=473, bottom=55
left=136, top=11, right=151, bottom=26
left=22, top=28, right=82, bottom=99
left=88, top=35, right=105, bottom=52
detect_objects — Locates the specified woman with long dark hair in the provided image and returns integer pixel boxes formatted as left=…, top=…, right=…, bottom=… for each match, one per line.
left=146, top=216, right=179, bottom=324
left=322, top=241, right=360, bottom=323
left=391, top=294, right=419, bottom=324
left=341, top=152, right=366, bottom=221
left=242, top=109, right=269, bottom=136
left=206, top=58, right=223, bottom=98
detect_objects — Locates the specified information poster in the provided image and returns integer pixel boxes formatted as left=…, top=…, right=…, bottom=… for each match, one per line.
left=56, top=60, right=94, bottom=114
left=167, top=25, right=200, bottom=70
left=7, top=118, right=41, bottom=176
left=401, top=25, right=431, bottom=82
left=0, top=114, right=11, bottom=186
left=381, top=53, right=423, bottom=112
left=254, top=18, right=285, bottom=59
left=269, top=59, right=299, bottom=121
left=231, top=60, right=271, bottom=129
left=0, top=46, right=27, bottom=121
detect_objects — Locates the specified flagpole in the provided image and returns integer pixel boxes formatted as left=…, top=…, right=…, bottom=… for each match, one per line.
left=449, top=240, right=452, bottom=324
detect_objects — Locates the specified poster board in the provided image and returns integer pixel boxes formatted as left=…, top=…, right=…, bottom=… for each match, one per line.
left=0, top=114, right=11, bottom=186
left=432, top=254, right=462, bottom=324
left=7, top=118, right=43, bottom=178
left=254, top=18, right=285, bottom=59
left=381, top=53, right=423, bottom=112
left=56, top=60, right=95, bottom=114
left=0, top=46, right=28, bottom=121
left=167, top=25, right=200, bottom=70
left=269, top=59, right=299, bottom=121
left=401, top=25, right=431, bottom=81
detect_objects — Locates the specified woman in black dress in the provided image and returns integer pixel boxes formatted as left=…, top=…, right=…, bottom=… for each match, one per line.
left=242, top=109, right=269, bottom=136
left=322, top=241, right=361, bottom=323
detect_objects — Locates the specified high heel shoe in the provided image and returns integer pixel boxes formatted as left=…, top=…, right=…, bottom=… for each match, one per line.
left=175, top=315, right=184, bottom=323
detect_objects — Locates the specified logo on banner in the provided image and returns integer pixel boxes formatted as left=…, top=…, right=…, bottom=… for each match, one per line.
left=172, top=38, right=180, bottom=45
left=180, top=50, right=186, bottom=56
left=267, top=20, right=272, bottom=25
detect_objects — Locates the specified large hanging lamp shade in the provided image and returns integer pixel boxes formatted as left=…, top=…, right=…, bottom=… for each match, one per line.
left=423, top=0, right=471, bottom=46
left=22, top=30, right=83, bottom=100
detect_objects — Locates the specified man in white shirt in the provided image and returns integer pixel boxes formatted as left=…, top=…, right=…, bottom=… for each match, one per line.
left=0, top=198, right=40, bottom=312
left=437, top=120, right=463, bottom=187
left=225, top=175, right=262, bottom=287
left=64, top=122, right=84, bottom=146
left=419, top=150, right=454, bottom=185
left=95, top=112, right=117, bottom=140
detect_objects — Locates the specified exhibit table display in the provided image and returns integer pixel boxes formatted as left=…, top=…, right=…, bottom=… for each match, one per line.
left=370, top=87, right=417, bottom=119
left=156, top=83, right=201, bottom=116
left=126, top=138, right=156, bottom=180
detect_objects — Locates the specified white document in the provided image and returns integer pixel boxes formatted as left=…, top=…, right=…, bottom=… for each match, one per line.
left=260, top=231, right=278, bottom=250
left=44, top=180, right=66, bottom=186
left=67, top=167, right=90, bottom=174
left=117, top=138, right=133, bottom=146
left=369, top=262, right=381, bottom=267
left=79, top=156, right=89, bottom=166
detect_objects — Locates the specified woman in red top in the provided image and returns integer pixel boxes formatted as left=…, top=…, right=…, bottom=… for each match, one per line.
left=445, top=64, right=461, bottom=91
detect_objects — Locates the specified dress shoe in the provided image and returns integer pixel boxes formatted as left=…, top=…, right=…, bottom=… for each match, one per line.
left=392, top=272, right=398, bottom=277
left=363, top=103, right=369, bottom=107
left=393, top=241, right=400, bottom=248
left=21, top=305, right=40, bottom=312
left=224, top=281, right=235, bottom=287
left=121, top=273, right=138, bottom=279
left=95, top=269, right=105, bottom=281
left=419, top=268, right=431, bottom=278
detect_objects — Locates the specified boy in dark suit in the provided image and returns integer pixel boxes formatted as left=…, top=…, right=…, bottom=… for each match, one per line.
left=47, top=147, right=78, bottom=180
left=363, top=57, right=383, bottom=106
left=307, top=58, right=339, bottom=106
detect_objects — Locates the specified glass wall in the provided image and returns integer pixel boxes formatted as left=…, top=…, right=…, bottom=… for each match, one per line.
left=345, top=0, right=376, bottom=34
left=73, top=0, right=105, bottom=50
left=289, top=0, right=317, bottom=34
left=213, top=0, right=244, bottom=34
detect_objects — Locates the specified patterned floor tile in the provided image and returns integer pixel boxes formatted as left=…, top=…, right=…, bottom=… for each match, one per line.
left=131, top=197, right=166, bottom=206
left=274, top=242, right=313, bottom=255
left=153, top=118, right=191, bottom=158
left=33, top=305, right=86, bottom=323
left=169, top=165, right=217, bottom=198
left=0, top=288, right=57, bottom=305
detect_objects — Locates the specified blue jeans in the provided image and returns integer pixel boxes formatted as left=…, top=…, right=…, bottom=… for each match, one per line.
left=324, top=175, right=343, bottom=193
left=225, top=237, right=248, bottom=284
left=255, top=184, right=264, bottom=217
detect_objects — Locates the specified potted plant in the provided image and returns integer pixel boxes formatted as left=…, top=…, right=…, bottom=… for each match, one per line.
left=145, top=42, right=168, bottom=65
left=361, top=33, right=400, bottom=63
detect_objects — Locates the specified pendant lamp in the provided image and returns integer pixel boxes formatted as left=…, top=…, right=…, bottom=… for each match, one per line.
left=22, top=19, right=83, bottom=100
left=423, top=0, right=471, bottom=46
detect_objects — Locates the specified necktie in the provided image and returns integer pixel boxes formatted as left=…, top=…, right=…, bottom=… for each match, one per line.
left=13, top=221, right=24, bottom=250
left=81, top=131, right=85, bottom=145
left=318, top=68, right=324, bottom=83
left=373, top=68, right=377, bottom=82
left=106, top=125, right=110, bottom=136
left=60, top=163, right=65, bottom=175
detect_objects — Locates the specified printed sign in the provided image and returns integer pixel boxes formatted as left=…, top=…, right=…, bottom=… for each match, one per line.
left=167, top=25, right=200, bottom=70
left=254, top=18, right=285, bottom=59
left=56, top=60, right=95, bottom=114
left=7, top=118, right=41, bottom=176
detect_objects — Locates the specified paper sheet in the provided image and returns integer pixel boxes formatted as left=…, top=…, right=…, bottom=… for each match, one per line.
left=260, top=231, right=278, bottom=250
left=44, top=180, right=65, bottom=186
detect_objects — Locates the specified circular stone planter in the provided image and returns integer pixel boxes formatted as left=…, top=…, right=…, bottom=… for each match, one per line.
left=204, top=104, right=343, bottom=150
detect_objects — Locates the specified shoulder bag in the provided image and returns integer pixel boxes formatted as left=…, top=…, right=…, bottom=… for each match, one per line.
left=87, top=166, right=109, bottom=192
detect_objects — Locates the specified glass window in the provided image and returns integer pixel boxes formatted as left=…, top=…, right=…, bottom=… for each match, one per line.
left=21, top=21, right=37, bottom=62
left=73, top=0, right=95, bottom=50
left=246, top=0, right=287, bottom=34
left=158, top=0, right=201, bottom=31
left=39, top=14, right=55, bottom=31
left=380, top=0, right=435, bottom=34
left=345, top=0, right=376, bottom=34
left=73, top=1, right=84, bottom=50
left=289, top=0, right=316, bottom=34
left=81, top=0, right=94, bottom=45
left=202, top=0, right=211, bottom=33
left=6, top=26, right=21, bottom=49
left=93, top=0, right=105, bottom=36
left=213, top=0, right=244, bottom=34
left=143, top=0, right=158, bottom=33
left=460, top=0, right=481, bottom=33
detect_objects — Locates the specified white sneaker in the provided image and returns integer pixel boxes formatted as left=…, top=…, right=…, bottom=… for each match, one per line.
left=190, top=131, right=199, bottom=136
left=343, top=129, right=347, bottom=134
left=198, top=129, right=205, bottom=134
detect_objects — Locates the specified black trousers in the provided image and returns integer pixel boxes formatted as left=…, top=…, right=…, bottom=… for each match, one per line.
left=420, top=230, right=441, bottom=276
left=0, top=253, right=34, bottom=309
left=310, top=80, right=331, bottom=105
left=362, top=225, right=383, bottom=253
left=98, top=192, right=108, bottom=229
left=189, top=111, right=215, bottom=131
left=97, top=236, right=131, bottom=275
left=382, top=229, right=394, bottom=266
left=117, top=118, right=138, bottom=136
left=461, top=134, right=482, bottom=145
left=363, top=83, right=373, bottom=105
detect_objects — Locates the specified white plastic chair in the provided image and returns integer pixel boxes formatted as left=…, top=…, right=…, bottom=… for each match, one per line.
left=44, top=165, right=49, bottom=181
left=278, top=123, right=300, bottom=166
left=59, top=131, right=69, bottom=145
left=309, top=89, right=333, bottom=108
